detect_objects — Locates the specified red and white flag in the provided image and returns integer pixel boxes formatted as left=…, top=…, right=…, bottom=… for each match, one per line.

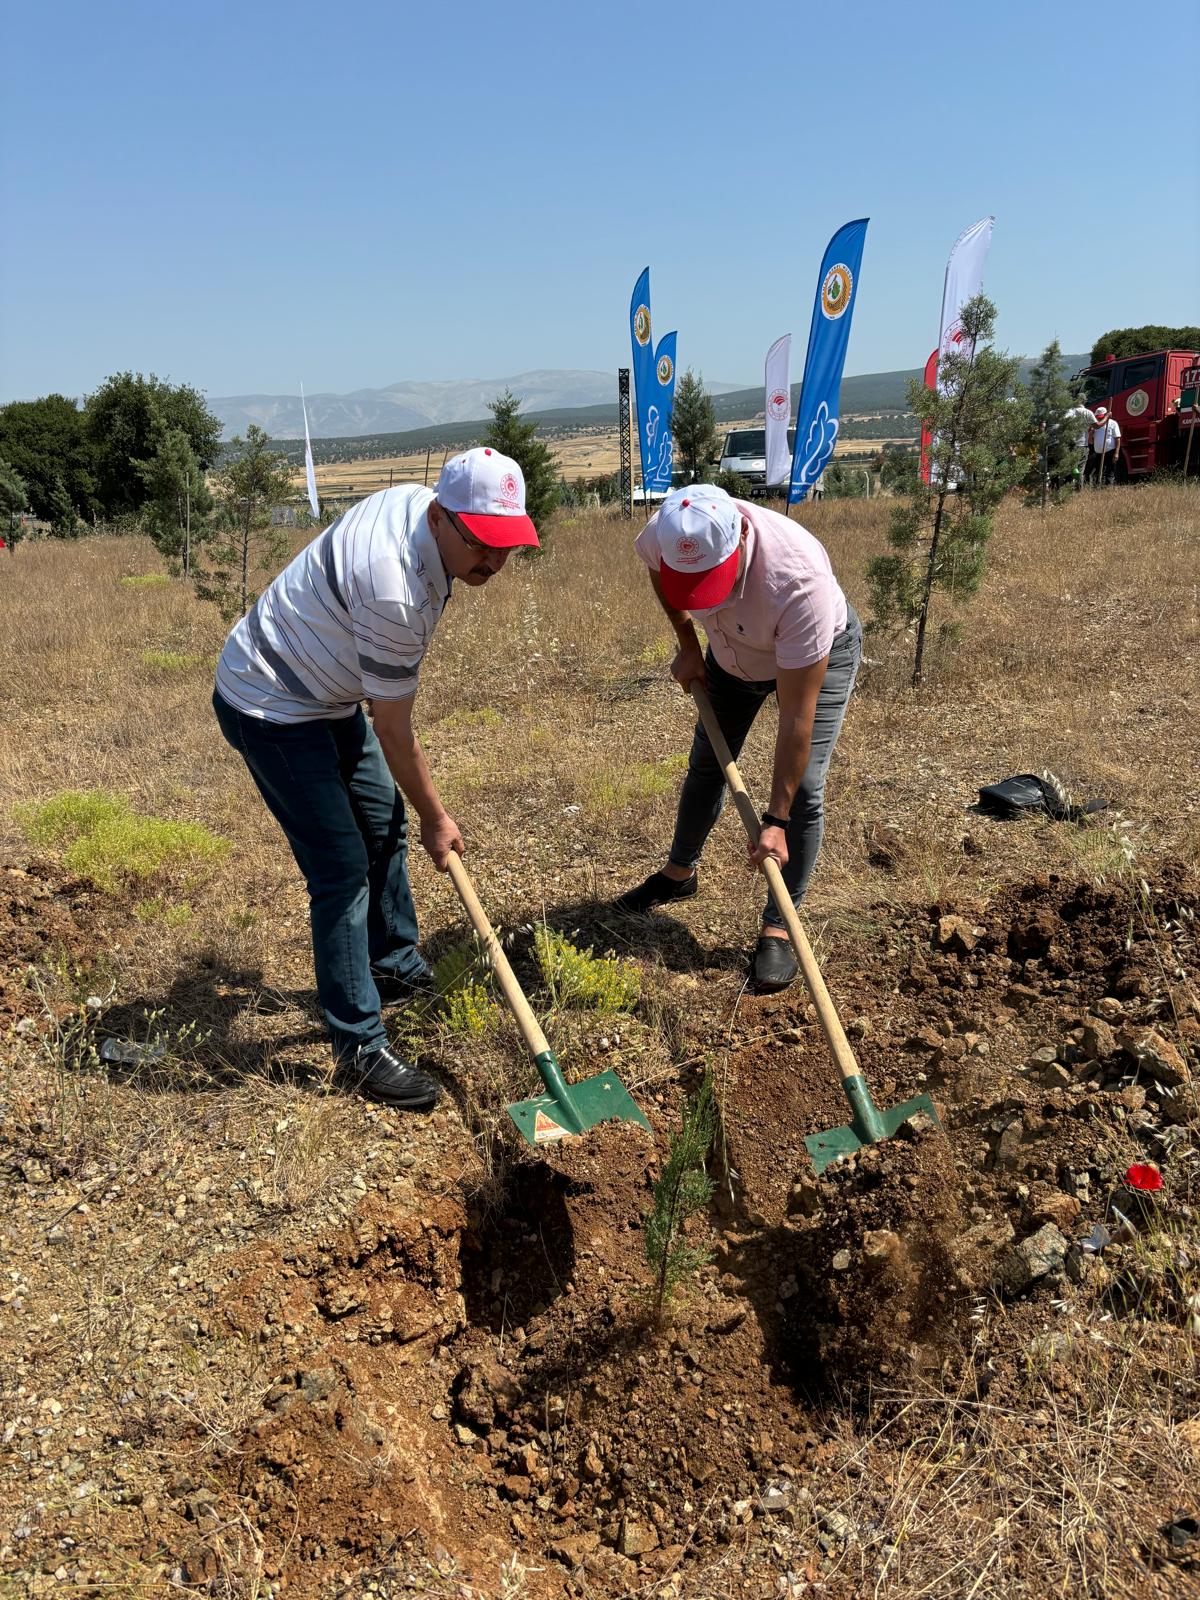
left=301, top=384, right=319, bottom=518
left=764, top=333, right=792, bottom=488
left=937, top=216, right=994, bottom=373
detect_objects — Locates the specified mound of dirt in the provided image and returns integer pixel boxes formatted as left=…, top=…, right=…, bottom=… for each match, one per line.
left=0, top=861, right=121, bottom=1026
left=781, top=1118, right=973, bottom=1387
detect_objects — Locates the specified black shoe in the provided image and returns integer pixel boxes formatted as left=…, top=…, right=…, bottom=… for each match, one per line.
left=340, top=1044, right=441, bottom=1110
left=752, top=935, right=798, bottom=991
left=613, top=870, right=698, bottom=915
left=371, top=962, right=435, bottom=1006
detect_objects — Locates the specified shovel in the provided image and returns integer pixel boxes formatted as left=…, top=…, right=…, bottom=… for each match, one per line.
left=690, top=684, right=938, bottom=1175
left=445, top=852, right=651, bottom=1147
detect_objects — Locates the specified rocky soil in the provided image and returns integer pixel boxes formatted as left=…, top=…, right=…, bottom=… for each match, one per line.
left=2, top=862, right=1198, bottom=1597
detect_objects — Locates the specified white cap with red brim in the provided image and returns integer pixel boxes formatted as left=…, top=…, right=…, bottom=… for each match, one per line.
left=436, top=448, right=540, bottom=548
left=655, top=484, right=742, bottom=612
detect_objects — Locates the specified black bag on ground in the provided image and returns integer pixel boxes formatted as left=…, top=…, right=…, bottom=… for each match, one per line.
left=976, top=773, right=1108, bottom=823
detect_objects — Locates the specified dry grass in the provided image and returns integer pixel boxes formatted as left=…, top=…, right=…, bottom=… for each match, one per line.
left=300, top=415, right=906, bottom=502
left=1, top=486, right=1197, bottom=1598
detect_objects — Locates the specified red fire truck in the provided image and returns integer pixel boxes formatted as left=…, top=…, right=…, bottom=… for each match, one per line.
left=1076, top=348, right=1200, bottom=479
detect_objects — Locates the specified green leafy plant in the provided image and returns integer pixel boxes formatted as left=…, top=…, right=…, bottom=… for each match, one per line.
left=534, top=925, right=640, bottom=1012
left=430, top=939, right=500, bottom=1036
left=644, top=1074, right=717, bottom=1314
left=17, top=788, right=228, bottom=892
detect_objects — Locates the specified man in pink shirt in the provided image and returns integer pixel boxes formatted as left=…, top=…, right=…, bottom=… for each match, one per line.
left=615, top=484, right=861, bottom=990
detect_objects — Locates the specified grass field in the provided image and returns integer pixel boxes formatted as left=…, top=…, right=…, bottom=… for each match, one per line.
left=2, top=485, right=1197, bottom=1598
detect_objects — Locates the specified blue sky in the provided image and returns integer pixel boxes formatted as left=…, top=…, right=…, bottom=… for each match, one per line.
left=3, top=0, right=1197, bottom=404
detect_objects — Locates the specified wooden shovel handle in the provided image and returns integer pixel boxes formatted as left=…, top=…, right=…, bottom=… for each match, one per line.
left=445, top=852, right=551, bottom=1059
left=690, top=684, right=862, bottom=1084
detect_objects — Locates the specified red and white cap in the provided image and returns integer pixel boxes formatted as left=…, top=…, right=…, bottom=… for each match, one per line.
left=1094, top=406, right=1109, bottom=420
left=436, top=448, right=540, bottom=548
left=655, top=485, right=742, bottom=611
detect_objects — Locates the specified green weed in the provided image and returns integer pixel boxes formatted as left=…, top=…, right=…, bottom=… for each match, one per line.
left=431, top=940, right=501, bottom=1036
left=534, top=925, right=640, bottom=1012
left=141, top=649, right=203, bottom=671
left=18, top=788, right=228, bottom=892
left=120, top=573, right=170, bottom=589
left=586, top=754, right=688, bottom=811
left=439, top=706, right=504, bottom=732
left=134, top=896, right=193, bottom=926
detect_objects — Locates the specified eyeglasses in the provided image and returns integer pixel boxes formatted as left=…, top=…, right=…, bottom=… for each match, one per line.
left=443, top=507, right=491, bottom=556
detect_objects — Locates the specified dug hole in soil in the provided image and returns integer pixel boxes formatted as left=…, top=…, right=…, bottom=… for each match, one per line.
left=9, top=859, right=1196, bottom=1594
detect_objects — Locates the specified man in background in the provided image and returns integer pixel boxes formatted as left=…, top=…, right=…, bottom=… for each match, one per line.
left=1084, top=406, right=1121, bottom=487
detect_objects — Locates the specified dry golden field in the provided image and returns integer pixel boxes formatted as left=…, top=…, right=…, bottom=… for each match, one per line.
left=302, top=417, right=913, bottom=501
left=1, top=485, right=1197, bottom=1598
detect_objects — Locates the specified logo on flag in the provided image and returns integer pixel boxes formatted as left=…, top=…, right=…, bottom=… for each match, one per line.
left=634, top=305, right=651, bottom=346
left=657, top=353, right=674, bottom=385
left=789, top=220, right=868, bottom=504
left=767, top=388, right=789, bottom=420
left=820, top=265, right=853, bottom=320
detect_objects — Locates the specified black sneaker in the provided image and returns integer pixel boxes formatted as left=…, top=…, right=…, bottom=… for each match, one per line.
left=752, top=935, right=798, bottom=992
left=339, top=1044, right=441, bottom=1110
left=371, top=962, right=435, bottom=1006
left=613, top=870, right=698, bottom=915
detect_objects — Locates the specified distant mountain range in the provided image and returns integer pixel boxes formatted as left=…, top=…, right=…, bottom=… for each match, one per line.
left=209, top=370, right=748, bottom=440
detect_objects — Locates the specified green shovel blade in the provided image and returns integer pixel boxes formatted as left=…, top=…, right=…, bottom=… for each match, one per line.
left=506, top=1068, right=651, bottom=1148
left=804, top=1075, right=939, bottom=1176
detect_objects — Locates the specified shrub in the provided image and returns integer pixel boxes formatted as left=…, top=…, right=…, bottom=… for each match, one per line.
left=431, top=940, right=500, bottom=1036
left=18, top=789, right=228, bottom=892
left=534, top=926, right=640, bottom=1012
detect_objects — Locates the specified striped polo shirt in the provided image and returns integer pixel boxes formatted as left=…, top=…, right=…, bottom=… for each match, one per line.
left=215, top=485, right=449, bottom=722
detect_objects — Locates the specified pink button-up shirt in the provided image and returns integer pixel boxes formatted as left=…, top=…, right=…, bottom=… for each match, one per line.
left=635, top=499, right=847, bottom=682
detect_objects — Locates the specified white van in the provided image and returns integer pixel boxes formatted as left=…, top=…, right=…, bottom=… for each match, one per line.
left=718, top=427, right=796, bottom=493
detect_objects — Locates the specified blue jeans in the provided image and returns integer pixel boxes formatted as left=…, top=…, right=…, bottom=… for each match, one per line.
left=669, top=607, right=862, bottom=928
left=213, top=692, right=425, bottom=1062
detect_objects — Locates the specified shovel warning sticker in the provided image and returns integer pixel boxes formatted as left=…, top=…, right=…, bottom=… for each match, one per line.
left=533, top=1110, right=571, bottom=1143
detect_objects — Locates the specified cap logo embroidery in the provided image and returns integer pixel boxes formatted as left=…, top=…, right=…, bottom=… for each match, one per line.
left=497, top=471, right=520, bottom=508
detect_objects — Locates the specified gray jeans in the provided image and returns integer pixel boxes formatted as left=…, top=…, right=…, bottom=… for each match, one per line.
left=668, top=606, right=862, bottom=928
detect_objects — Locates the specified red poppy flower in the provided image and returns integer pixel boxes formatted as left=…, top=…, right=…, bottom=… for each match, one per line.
left=1124, top=1164, right=1163, bottom=1192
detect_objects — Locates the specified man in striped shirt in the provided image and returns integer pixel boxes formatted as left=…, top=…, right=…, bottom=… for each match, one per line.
left=213, top=447, right=539, bottom=1110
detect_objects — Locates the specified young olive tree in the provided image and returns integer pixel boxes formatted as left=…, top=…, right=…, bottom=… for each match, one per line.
left=866, top=295, right=1028, bottom=688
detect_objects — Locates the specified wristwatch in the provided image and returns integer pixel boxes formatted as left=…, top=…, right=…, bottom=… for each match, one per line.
left=761, top=812, right=789, bottom=831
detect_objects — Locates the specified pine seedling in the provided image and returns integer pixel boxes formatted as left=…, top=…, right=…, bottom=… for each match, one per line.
left=644, top=1073, right=717, bottom=1315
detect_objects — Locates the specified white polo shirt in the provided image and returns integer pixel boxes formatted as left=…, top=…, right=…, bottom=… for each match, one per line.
left=216, top=485, right=450, bottom=722
left=1091, top=419, right=1121, bottom=454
